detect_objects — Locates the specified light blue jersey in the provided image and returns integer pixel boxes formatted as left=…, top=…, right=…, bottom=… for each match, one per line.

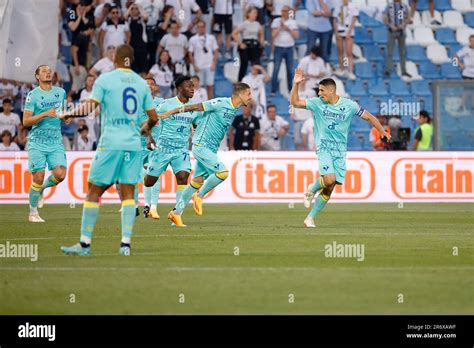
left=91, top=68, right=155, bottom=151
left=139, top=96, right=164, bottom=149
left=306, top=96, right=363, bottom=156
left=193, top=97, right=239, bottom=152
left=154, top=96, right=200, bottom=153
left=24, top=86, right=67, bottom=151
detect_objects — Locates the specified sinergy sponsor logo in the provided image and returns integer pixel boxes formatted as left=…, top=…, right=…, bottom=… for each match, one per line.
left=0, top=241, right=38, bottom=262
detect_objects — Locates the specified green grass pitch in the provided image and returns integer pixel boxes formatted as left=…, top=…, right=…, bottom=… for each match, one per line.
left=0, top=203, right=473, bottom=314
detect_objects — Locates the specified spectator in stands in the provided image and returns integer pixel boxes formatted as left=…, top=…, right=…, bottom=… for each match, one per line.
left=387, top=115, right=405, bottom=150
left=94, top=0, right=112, bottom=28
left=267, top=0, right=300, bottom=20
left=165, top=0, right=202, bottom=38
left=212, top=0, right=234, bottom=59
left=189, top=20, right=219, bottom=98
left=455, top=35, right=474, bottom=80
left=149, top=50, right=174, bottom=98
left=196, top=0, right=212, bottom=32
left=159, top=22, right=189, bottom=76
left=75, top=124, right=95, bottom=151
left=413, top=110, right=433, bottom=150
left=297, top=46, right=327, bottom=92
left=0, top=80, right=18, bottom=112
left=291, top=85, right=315, bottom=150
left=68, top=0, right=95, bottom=92
left=190, top=75, right=208, bottom=103
left=305, top=0, right=333, bottom=61
left=232, top=7, right=264, bottom=81
left=242, top=64, right=270, bottom=119
left=15, top=124, right=28, bottom=150
left=151, top=5, right=177, bottom=69
left=125, top=2, right=149, bottom=76
left=370, top=116, right=391, bottom=151
left=229, top=104, right=261, bottom=150
left=137, top=0, right=164, bottom=71
left=383, top=0, right=411, bottom=78
left=0, top=99, right=21, bottom=142
left=301, top=116, right=316, bottom=151
left=260, top=104, right=290, bottom=150
left=409, top=0, right=440, bottom=26
left=76, top=74, right=100, bottom=144
left=271, top=5, right=299, bottom=96
left=90, top=45, right=116, bottom=76
left=243, top=0, right=266, bottom=25
left=332, top=0, right=358, bottom=80
left=99, top=4, right=130, bottom=57
left=0, top=130, right=20, bottom=151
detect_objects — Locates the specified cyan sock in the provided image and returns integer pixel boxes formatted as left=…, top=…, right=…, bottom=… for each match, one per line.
left=150, top=179, right=161, bottom=205
left=29, top=182, right=42, bottom=212
left=41, top=175, right=60, bottom=193
left=308, top=193, right=330, bottom=218
left=174, top=183, right=199, bottom=214
left=121, top=199, right=136, bottom=244
left=80, top=201, right=100, bottom=244
left=198, top=174, right=224, bottom=198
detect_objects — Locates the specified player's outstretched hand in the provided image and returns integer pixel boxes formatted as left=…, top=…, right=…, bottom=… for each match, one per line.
left=293, top=68, right=305, bottom=84
left=381, top=131, right=391, bottom=142
left=147, top=137, right=156, bottom=150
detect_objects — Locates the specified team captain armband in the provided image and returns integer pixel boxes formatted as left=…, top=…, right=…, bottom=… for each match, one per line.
left=355, top=106, right=365, bottom=118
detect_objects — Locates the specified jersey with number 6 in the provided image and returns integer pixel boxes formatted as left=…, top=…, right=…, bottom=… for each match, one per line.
left=306, top=96, right=363, bottom=157
left=91, top=68, right=155, bottom=151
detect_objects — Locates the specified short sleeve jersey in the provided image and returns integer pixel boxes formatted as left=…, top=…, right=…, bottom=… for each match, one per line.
left=139, top=96, right=164, bottom=149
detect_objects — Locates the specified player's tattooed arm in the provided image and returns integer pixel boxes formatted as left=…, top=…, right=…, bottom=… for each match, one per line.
left=361, top=110, right=392, bottom=141
left=142, top=108, right=159, bottom=136
left=60, top=99, right=100, bottom=121
left=290, top=68, right=307, bottom=109
left=23, top=109, right=57, bottom=127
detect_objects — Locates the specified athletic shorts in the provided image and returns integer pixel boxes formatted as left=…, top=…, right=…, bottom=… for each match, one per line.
left=212, top=14, right=233, bottom=34
left=142, top=148, right=151, bottom=167
left=317, top=152, right=347, bottom=184
left=88, top=150, right=142, bottom=186
left=28, top=147, right=67, bottom=173
left=146, top=149, right=191, bottom=178
left=192, top=144, right=226, bottom=179
left=197, top=68, right=215, bottom=87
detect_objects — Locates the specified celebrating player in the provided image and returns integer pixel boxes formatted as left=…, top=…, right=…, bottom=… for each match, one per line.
left=23, top=65, right=68, bottom=223
left=290, top=68, right=391, bottom=228
left=143, top=75, right=199, bottom=220
left=140, top=77, right=164, bottom=218
left=166, top=83, right=253, bottom=227
left=60, top=44, right=167, bottom=256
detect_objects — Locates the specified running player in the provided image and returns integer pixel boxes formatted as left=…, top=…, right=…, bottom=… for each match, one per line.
left=290, top=68, right=391, bottom=228
left=23, top=65, right=68, bottom=222
left=139, top=77, right=164, bottom=218
left=166, top=82, right=253, bottom=227
left=60, top=45, right=170, bottom=256
left=143, top=75, right=198, bottom=220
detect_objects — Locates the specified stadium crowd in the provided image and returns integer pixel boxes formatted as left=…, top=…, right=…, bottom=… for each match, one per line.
left=1, top=0, right=473, bottom=152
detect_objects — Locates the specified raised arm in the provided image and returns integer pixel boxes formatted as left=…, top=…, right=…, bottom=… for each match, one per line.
left=290, top=68, right=307, bottom=109
left=361, top=110, right=391, bottom=141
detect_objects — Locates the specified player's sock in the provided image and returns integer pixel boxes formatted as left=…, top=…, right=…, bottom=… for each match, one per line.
left=310, top=177, right=326, bottom=194
left=198, top=171, right=228, bottom=198
left=144, top=186, right=152, bottom=206
left=176, top=184, right=186, bottom=205
left=80, top=201, right=100, bottom=245
left=134, top=184, right=139, bottom=207
left=174, top=180, right=202, bottom=214
left=121, top=199, right=136, bottom=245
left=29, top=182, right=42, bottom=213
left=150, top=180, right=161, bottom=211
left=41, top=175, right=60, bottom=193
left=308, top=192, right=330, bottom=218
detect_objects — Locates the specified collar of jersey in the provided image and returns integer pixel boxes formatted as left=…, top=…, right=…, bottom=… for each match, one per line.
left=175, top=96, right=188, bottom=105
left=228, top=97, right=236, bottom=109
left=117, top=68, right=132, bottom=72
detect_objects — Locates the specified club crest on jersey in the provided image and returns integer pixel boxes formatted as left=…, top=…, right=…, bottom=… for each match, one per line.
left=328, top=122, right=338, bottom=129
left=323, top=165, right=329, bottom=171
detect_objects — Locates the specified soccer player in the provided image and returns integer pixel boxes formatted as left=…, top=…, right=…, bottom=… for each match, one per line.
left=23, top=65, right=68, bottom=223
left=166, top=83, right=253, bottom=227
left=139, top=77, right=164, bottom=219
left=290, top=68, right=391, bottom=228
left=143, top=75, right=198, bottom=220
left=60, top=44, right=169, bottom=256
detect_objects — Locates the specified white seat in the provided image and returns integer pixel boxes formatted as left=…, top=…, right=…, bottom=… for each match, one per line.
left=295, top=9, right=308, bottom=30
left=333, top=77, right=348, bottom=97
left=456, top=26, right=474, bottom=45
left=443, top=10, right=466, bottom=29
left=353, top=0, right=367, bottom=12
left=452, top=0, right=473, bottom=14
left=413, top=27, right=437, bottom=46
left=352, top=43, right=367, bottom=63
left=421, top=10, right=443, bottom=28
left=397, top=61, right=423, bottom=80
left=426, top=44, right=451, bottom=64
left=408, top=11, right=424, bottom=29
left=405, top=28, right=417, bottom=45
left=366, top=0, right=388, bottom=21
left=223, top=62, right=239, bottom=83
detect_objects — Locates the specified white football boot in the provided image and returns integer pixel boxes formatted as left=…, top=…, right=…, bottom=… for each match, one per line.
left=303, top=217, right=316, bottom=228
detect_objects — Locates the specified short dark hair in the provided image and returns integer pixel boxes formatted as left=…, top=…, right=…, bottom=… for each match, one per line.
left=115, top=44, right=134, bottom=67
left=191, top=75, right=200, bottom=81
left=267, top=104, right=276, bottom=110
left=34, top=65, right=49, bottom=81
left=233, top=82, right=250, bottom=95
left=174, top=75, right=191, bottom=89
left=2, top=98, right=12, bottom=105
left=319, top=78, right=337, bottom=89
left=1, top=129, right=12, bottom=138
left=419, top=110, right=431, bottom=122
left=310, top=46, right=321, bottom=57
